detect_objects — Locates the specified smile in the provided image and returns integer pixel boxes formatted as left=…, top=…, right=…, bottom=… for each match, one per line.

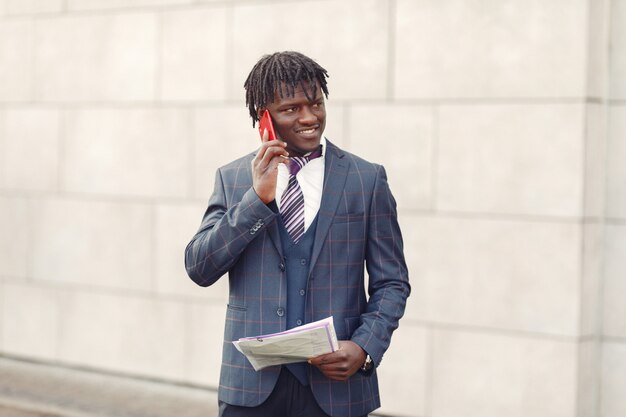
left=296, top=126, right=318, bottom=135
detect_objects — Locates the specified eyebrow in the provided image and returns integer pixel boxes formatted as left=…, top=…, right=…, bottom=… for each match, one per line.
left=279, top=94, right=324, bottom=105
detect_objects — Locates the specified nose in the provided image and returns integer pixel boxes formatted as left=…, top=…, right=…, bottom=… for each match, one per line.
left=298, top=105, right=317, bottom=124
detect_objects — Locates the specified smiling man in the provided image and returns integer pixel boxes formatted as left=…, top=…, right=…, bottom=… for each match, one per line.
left=185, top=51, right=410, bottom=417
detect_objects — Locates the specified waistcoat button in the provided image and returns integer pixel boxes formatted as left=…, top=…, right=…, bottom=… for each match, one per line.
left=276, top=307, right=285, bottom=317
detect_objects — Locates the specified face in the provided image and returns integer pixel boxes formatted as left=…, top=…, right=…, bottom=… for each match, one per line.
left=262, top=82, right=326, bottom=157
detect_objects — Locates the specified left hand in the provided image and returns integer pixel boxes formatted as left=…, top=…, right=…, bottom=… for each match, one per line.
left=308, top=340, right=366, bottom=381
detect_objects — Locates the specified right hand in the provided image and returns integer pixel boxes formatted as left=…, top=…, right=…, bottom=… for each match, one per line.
left=252, top=128, right=289, bottom=204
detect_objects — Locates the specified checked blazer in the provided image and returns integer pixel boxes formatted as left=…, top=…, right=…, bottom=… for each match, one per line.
left=185, top=139, right=410, bottom=417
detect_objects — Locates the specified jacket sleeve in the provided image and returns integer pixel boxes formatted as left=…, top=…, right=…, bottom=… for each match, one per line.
left=350, top=165, right=411, bottom=367
left=184, top=168, right=278, bottom=287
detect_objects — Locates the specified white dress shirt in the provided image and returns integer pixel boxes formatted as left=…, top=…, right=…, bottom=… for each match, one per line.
left=275, top=136, right=326, bottom=232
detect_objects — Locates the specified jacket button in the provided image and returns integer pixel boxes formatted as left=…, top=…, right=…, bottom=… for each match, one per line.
left=296, top=319, right=302, bottom=326
left=276, top=307, right=285, bottom=317
left=279, top=262, right=285, bottom=271
left=299, top=289, right=305, bottom=296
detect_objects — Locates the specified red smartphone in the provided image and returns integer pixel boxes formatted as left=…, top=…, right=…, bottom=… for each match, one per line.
left=258, top=110, right=277, bottom=141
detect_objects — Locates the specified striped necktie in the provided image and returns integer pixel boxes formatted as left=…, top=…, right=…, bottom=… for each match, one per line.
left=280, top=146, right=322, bottom=243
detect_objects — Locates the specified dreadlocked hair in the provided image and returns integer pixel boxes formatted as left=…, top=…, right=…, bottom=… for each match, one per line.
left=244, top=51, right=329, bottom=127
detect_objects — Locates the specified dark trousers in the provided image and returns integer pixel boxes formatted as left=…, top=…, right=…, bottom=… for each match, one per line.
left=218, top=368, right=368, bottom=417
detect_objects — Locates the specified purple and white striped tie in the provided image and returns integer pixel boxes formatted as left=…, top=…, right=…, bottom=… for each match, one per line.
left=280, top=146, right=322, bottom=243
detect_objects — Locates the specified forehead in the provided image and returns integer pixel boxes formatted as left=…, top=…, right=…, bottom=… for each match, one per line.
left=272, top=81, right=322, bottom=105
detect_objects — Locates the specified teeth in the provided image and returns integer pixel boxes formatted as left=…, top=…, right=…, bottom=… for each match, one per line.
left=300, top=128, right=315, bottom=134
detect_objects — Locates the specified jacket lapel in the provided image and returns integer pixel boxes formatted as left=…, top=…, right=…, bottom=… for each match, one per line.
left=309, top=140, right=349, bottom=274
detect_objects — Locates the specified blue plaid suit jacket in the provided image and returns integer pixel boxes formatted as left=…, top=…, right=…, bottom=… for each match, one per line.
left=185, top=140, right=410, bottom=417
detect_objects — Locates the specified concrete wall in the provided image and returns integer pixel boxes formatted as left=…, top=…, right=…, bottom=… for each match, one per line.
left=602, top=0, right=626, bottom=416
left=0, top=1, right=623, bottom=416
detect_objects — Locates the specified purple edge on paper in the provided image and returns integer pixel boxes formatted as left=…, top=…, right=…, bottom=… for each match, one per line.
left=239, top=319, right=336, bottom=352
left=324, top=324, right=335, bottom=352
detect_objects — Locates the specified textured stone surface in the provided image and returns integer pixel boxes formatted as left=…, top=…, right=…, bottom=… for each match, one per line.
left=431, top=329, right=577, bottom=417
left=35, top=13, right=157, bottom=101
left=62, top=109, right=191, bottom=198
left=0, top=20, right=34, bottom=101
left=160, top=8, right=228, bottom=101
left=403, top=215, right=581, bottom=336
left=601, top=342, right=626, bottom=417
left=437, top=104, right=585, bottom=217
left=603, top=224, right=626, bottom=338
left=395, top=0, right=587, bottom=98
left=0, top=357, right=218, bottom=417
left=231, top=0, right=390, bottom=101
left=2, top=109, right=60, bottom=191
left=31, top=198, right=153, bottom=291
left=348, top=104, right=433, bottom=210
left=607, top=106, right=626, bottom=219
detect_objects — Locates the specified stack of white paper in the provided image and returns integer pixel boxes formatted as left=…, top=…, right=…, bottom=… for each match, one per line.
left=233, top=316, right=339, bottom=371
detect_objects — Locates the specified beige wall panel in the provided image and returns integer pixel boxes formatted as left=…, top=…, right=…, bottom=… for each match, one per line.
left=578, top=340, right=600, bottom=417
left=403, top=215, right=580, bottom=336
left=58, top=291, right=186, bottom=380
left=437, top=104, right=584, bottom=217
left=231, top=0, right=389, bottom=101
left=601, top=342, right=626, bottom=417
left=584, top=104, right=608, bottom=218
left=67, top=0, right=193, bottom=10
left=321, top=101, right=347, bottom=149
left=0, top=20, right=34, bottom=101
left=432, top=329, right=577, bottom=417
left=34, top=13, right=157, bottom=102
left=155, top=202, right=229, bottom=300
left=185, top=302, right=226, bottom=387
left=395, top=0, right=587, bottom=99
left=610, top=0, right=626, bottom=99
left=580, top=223, right=604, bottom=336
left=0, top=197, right=31, bottom=279
left=2, top=109, right=59, bottom=191
left=1, top=283, right=59, bottom=361
left=194, top=106, right=263, bottom=199
left=586, top=0, right=610, bottom=98
left=160, top=8, right=228, bottom=101
left=603, top=224, right=626, bottom=338
left=31, top=198, right=153, bottom=291
left=349, top=104, right=433, bottom=211
left=4, top=0, right=63, bottom=14
left=63, top=109, right=190, bottom=198
left=606, top=105, right=626, bottom=219
left=376, top=324, right=428, bottom=417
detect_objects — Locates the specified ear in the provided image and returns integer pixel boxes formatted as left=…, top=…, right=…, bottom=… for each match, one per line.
left=257, top=107, right=266, bottom=119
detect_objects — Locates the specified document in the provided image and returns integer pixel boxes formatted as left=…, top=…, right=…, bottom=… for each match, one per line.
left=233, top=316, right=339, bottom=371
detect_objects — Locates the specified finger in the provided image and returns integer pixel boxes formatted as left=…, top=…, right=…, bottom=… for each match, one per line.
left=260, top=145, right=289, bottom=167
left=319, top=369, right=350, bottom=381
left=254, top=141, right=287, bottom=167
left=309, top=352, right=339, bottom=366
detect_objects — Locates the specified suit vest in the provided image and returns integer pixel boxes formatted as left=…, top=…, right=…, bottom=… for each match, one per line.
left=278, top=214, right=319, bottom=386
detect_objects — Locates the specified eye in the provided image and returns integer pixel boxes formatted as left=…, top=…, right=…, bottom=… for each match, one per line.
left=283, top=106, right=297, bottom=113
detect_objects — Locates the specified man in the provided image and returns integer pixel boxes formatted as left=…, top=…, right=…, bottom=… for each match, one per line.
left=185, top=51, right=410, bottom=417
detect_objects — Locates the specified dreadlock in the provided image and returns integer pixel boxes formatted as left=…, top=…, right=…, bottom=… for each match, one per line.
left=244, top=51, right=329, bottom=127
